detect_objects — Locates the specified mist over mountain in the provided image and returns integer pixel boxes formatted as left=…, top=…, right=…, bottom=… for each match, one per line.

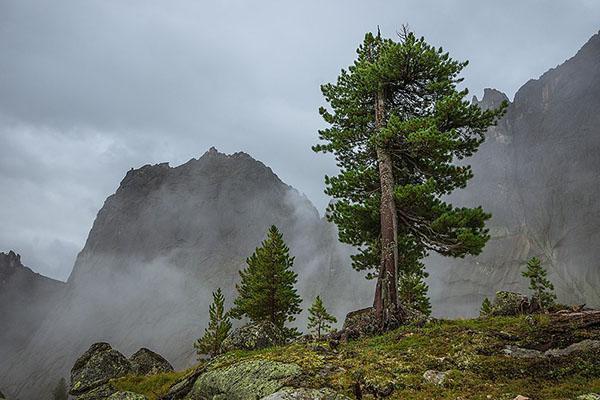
left=1, top=31, right=600, bottom=400
left=429, top=31, right=600, bottom=316
left=0, top=251, right=65, bottom=363
left=0, top=149, right=371, bottom=400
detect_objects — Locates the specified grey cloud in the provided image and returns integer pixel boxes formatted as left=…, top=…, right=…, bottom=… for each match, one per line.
left=1, top=0, right=599, bottom=279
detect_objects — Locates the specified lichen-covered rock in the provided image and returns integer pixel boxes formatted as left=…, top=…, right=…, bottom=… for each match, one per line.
left=503, top=345, right=543, bottom=358
left=76, top=383, right=117, bottom=400
left=422, top=370, right=448, bottom=385
left=261, top=387, right=350, bottom=399
left=577, top=394, right=600, bottom=400
left=221, top=321, right=286, bottom=352
left=545, top=339, right=600, bottom=357
left=129, top=348, right=173, bottom=375
left=186, top=359, right=301, bottom=400
left=107, top=391, right=148, bottom=400
left=70, top=342, right=131, bottom=396
left=490, top=291, right=530, bottom=316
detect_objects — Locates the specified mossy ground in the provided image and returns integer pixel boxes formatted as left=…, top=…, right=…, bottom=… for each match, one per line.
left=114, top=315, right=600, bottom=399
left=111, top=368, right=195, bottom=400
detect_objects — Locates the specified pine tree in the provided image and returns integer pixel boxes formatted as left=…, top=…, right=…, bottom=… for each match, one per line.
left=522, top=257, right=556, bottom=312
left=307, top=296, right=337, bottom=339
left=194, top=288, right=231, bottom=358
left=480, top=297, right=492, bottom=317
left=313, top=27, right=506, bottom=327
left=230, top=225, right=302, bottom=337
left=398, top=272, right=431, bottom=316
left=51, top=377, right=68, bottom=400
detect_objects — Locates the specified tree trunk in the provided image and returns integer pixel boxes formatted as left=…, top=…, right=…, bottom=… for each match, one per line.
left=373, top=86, right=399, bottom=328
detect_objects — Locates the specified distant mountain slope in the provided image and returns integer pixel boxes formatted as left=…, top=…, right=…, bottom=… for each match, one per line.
left=430, top=31, right=600, bottom=315
left=0, top=251, right=65, bottom=361
left=0, top=148, right=370, bottom=400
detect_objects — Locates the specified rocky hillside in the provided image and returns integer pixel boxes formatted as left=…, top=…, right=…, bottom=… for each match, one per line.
left=0, top=251, right=65, bottom=362
left=70, top=309, right=600, bottom=400
left=429, top=31, right=600, bottom=316
left=0, top=149, right=371, bottom=400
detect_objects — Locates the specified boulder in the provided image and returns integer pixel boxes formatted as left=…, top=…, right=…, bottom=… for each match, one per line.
left=261, top=387, right=350, bottom=399
left=489, top=291, right=530, bottom=316
left=107, top=391, right=148, bottom=399
left=577, top=395, right=600, bottom=400
left=221, top=321, right=286, bottom=352
left=186, top=359, right=301, bottom=400
left=502, top=345, right=543, bottom=359
left=422, top=370, right=448, bottom=385
left=76, top=384, right=117, bottom=400
left=70, top=342, right=131, bottom=396
left=129, top=348, right=174, bottom=375
left=544, top=339, right=600, bottom=357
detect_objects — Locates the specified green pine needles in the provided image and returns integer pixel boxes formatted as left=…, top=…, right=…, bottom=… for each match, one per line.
left=522, top=257, right=556, bottom=312
left=194, top=288, right=231, bottom=358
left=313, top=28, right=506, bottom=320
left=307, top=296, right=337, bottom=339
left=398, top=272, right=431, bottom=316
left=230, top=225, right=302, bottom=338
left=480, top=297, right=492, bottom=317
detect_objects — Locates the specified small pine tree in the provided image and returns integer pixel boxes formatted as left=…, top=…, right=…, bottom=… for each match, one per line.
left=307, top=296, right=337, bottom=339
left=480, top=297, right=492, bottom=317
left=52, top=377, right=68, bottom=400
left=398, top=272, right=431, bottom=316
left=194, top=288, right=231, bottom=358
left=230, top=225, right=302, bottom=337
left=522, top=257, right=556, bottom=312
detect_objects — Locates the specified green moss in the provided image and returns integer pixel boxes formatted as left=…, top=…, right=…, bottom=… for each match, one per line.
left=203, top=315, right=600, bottom=399
left=111, top=368, right=192, bottom=400
left=114, top=315, right=600, bottom=400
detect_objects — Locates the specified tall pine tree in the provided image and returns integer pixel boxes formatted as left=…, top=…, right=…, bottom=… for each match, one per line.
left=230, top=225, right=302, bottom=337
left=314, top=28, right=506, bottom=328
left=307, top=295, right=337, bottom=339
left=194, top=288, right=231, bottom=358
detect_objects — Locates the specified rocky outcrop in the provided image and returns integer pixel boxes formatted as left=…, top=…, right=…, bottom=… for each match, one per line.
left=129, top=348, right=173, bottom=375
left=69, top=343, right=172, bottom=399
left=222, top=321, right=286, bottom=352
left=488, top=291, right=530, bottom=316
left=504, top=339, right=600, bottom=359
left=70, top=343, right=131, bottom=398
left=186, top=359, right=302, bottom=400
left=261, top=388, right=350, bottom=400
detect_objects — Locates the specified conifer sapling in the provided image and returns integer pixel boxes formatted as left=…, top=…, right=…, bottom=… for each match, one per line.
left=398, top=272, right=431, bottom=316
left=480, top=297, right=492, bottom=317
left=522, top=257, right=556, bottom=312
left=194, top=288, right=231, bottom=358
left=230, top=225, right=302, bottom=339
left=307, top=295, right=337, bottom=339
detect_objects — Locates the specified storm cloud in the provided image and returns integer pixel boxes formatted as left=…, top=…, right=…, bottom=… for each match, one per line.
left=1, top=0, right=599, bottom=280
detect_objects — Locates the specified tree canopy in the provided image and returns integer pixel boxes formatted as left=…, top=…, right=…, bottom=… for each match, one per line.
left=314, top=28, right=506, bottom=325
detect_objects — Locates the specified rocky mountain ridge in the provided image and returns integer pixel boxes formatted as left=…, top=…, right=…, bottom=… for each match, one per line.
left=0, top=148, right=370, bottom=400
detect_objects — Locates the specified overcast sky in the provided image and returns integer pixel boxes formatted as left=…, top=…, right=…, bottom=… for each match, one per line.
left=1, top=0, right=599, bottom=281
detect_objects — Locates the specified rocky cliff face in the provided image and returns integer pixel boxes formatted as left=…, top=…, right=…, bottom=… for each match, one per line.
left=0, top=251, right=65, bottom=363
left=0, top=148, right=371, bottom=400
left=430, top=31, right=600, bottom=316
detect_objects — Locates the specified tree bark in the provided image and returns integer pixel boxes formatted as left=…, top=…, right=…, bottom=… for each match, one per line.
left=373, top=86, right=399, bottom=328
